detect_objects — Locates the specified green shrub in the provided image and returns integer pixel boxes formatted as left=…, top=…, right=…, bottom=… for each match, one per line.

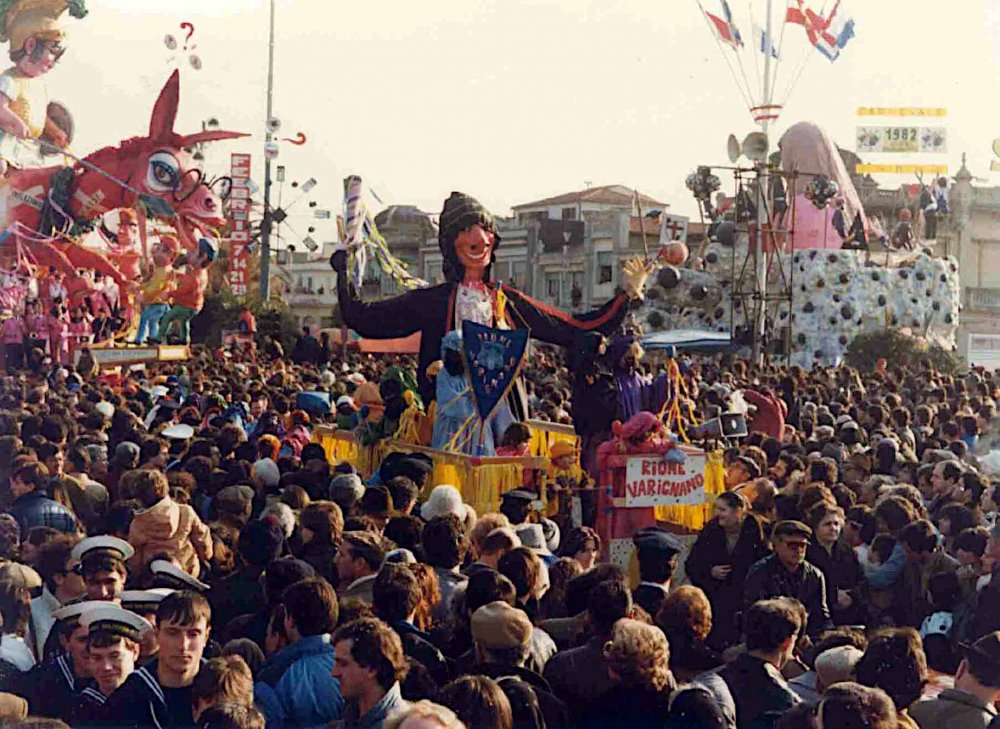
left=845, top=329, right=963, bottom=374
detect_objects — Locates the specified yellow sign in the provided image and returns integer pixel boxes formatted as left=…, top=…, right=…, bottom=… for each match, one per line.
left=855, top=164, right=948, bottom=175
left=856, top=107, right=947, bottom=117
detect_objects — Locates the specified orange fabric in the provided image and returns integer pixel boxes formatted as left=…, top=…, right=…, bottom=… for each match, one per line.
left=171, top=267, right=208, bottom=311
left=358, top=332, right=421, bottom=354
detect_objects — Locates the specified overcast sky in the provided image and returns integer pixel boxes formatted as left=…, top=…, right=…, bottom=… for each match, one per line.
left=52, top=0, right=1000, bottom=236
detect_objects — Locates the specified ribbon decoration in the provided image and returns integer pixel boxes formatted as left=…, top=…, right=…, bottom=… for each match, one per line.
left=341, top=174, right=428, bottom=291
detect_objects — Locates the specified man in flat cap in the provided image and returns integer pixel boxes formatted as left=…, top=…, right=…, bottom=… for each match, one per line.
left=468, top=601, right=568, bottom=729
left=910, top=631, right=1000, bottom=729
left=744, top=520, right=833, bottom=636
left=632, top=526, right=684, bottom=619
left=499, top=489, right=536, bottom=527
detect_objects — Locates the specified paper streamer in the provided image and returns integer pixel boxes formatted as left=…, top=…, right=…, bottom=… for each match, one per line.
left=341, top=174, right=429, bottom=291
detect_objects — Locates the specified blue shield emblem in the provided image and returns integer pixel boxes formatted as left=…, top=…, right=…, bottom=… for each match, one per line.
left=461, top=321, right=529, bottom=422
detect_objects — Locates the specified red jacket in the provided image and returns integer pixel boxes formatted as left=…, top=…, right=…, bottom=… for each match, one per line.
left=744, top=390, right=787, bottom=439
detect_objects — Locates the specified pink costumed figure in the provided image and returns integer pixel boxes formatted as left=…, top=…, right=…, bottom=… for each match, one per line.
left=46, top=303, right=68, bottom=365
left=778, top=121, right=883, bottom=250
left=595, top=411, right=679, bottom=563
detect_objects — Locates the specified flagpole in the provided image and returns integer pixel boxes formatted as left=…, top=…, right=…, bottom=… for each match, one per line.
left=752, top=0, right=773, bottom=365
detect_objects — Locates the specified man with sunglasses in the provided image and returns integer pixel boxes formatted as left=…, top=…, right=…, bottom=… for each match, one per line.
left=30, top=534, right=85, bottom=656
left=743, top=520, right=833, bottom=636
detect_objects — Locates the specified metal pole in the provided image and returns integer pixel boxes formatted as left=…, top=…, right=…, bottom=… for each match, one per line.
left=752, top=0, right=774, bottom=365
left=259, top=0, right=276, bottom=300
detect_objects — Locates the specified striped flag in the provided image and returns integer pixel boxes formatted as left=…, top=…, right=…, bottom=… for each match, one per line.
left=786, top=0, right=855, bottom=62
left=752, top=20, right=779, bottom=58
left=706, top=0, right=744, bottom=49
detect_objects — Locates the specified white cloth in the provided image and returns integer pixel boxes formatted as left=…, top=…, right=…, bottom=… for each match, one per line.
left=0, top=634, right=35, bottom=671
left=920, top=611, right=954, bottom=638
left=455, top=284, right=494, bottom=330
left=29, top=587, right=60, bottom=657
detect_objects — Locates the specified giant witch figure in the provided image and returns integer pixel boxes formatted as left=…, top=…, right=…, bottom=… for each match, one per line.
left=331, top=192, right=651, bottom=412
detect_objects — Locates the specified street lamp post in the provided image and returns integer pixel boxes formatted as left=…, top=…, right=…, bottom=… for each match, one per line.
left=259, top=0, right=277, bottom=300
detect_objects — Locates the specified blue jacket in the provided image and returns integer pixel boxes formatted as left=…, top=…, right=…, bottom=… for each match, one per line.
left=6, top=492, right=77, bottom=535
left=254, top=634, right=344, bottom=729
left=338, top=683, right=406, bottom=729
left=867, top=542, right=906, bottom=590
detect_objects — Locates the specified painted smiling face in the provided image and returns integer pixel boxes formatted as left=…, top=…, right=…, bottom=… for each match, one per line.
left=453, top=224, right=495, bottom=283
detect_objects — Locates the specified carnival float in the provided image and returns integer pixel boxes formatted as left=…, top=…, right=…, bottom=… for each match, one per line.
left=0, top=0, right=244, bottom=368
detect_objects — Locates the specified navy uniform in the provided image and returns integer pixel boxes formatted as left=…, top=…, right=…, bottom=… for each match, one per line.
left=98, top=658, right=195, bottom=729
left=16, top=601, right=105, bottom=720
left=67, top=603, right=152, bottom=727
left=631, top=527, right=684, bottom=619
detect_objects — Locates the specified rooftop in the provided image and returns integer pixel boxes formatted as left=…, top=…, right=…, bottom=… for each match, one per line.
left=512, top=184, right=667, bottom=211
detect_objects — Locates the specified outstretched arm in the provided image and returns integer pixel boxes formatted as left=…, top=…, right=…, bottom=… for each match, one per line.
left=331, top=249, right=425, bottom=339
left=499, top=256, right=649, bottom=345
left=500, top=284, right=630, bottom=347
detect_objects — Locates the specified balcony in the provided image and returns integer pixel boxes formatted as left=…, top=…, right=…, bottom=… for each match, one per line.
left=966, top=287, right=1000, bottom=312
left=286, top=287, right=338, bottom=307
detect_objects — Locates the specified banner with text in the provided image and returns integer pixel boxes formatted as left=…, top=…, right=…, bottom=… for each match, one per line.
left=856, top=107, right=946, bottom=117
left=228, top=153, right=252, bottom=296
left=624, top=449, right=707, bottom=508
left=856, top=126, right=946, bottom=154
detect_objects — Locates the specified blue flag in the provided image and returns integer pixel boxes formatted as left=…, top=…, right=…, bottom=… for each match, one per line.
left=461, top=321, right=529, bottom=423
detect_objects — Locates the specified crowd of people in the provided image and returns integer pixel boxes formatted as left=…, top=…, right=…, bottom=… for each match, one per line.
left=0, top=335, right=996, bottom=729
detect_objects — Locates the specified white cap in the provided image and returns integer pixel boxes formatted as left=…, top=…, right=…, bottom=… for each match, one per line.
left=94, top=401, right=115, bottom=420
left=161, top=423, right=195, bottom=440
left=79, top=604, right=152, bottom=642
left=150, top=385, right=170, bottom=399
left=150, top=560, right=209, bottom=592
left=52, top=600, right=113, bottom=624
left=514, top=523, right=553, bottom=557
left=420, top=485, right=468, bottom=522
left=120, top=588, right=174, bottom=614
left=71, top=536, right=134, bottom=564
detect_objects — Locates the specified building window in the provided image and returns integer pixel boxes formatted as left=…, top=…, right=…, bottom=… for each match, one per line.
left=561, top=207, right=576, bottom=221
left=597, top=252, right=614, bottom=285
left=509, top=259, right=526, bottom=289
left=546, top=275, right=561, bottom=303
left=425, top=262, right=443, bottom=283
